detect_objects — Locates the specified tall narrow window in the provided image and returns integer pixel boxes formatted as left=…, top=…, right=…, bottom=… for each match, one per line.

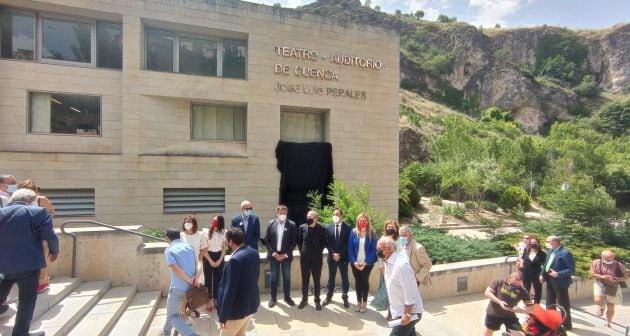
left=0, top=9, right=35, bottom=60
left=146, top=28, right=173, bottom=72
left=191, top=104, right=246, bottom=141
left=179, top=36, right=218, bottom=76
left=222, top=39, right=246, bottom=79
left=29, top=92, right=101, bottom=135
left=41, top=18, right=91, bottom=63
left=97, top=21, right=122, bottom=69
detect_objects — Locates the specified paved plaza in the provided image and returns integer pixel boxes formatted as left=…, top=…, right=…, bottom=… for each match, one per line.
left=148, top=290, right=630, bottom=336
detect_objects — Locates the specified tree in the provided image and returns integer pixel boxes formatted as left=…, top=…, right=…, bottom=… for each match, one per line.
left=572, top=75, right=601, bottom=97
left=273, top=2, right=282, bottom=7
left=494, top=23, right=501, bottom=29
left=363, top=0, right=372, bottom=7
left=395, top=9, right=402, bottom=16
left=437, top=14, right=457, bottom=23
left=374, top=5, right=381, bottom=11
left=598, top=99, right=630, bottom=137
left=414, top=10, right=424, bottom=20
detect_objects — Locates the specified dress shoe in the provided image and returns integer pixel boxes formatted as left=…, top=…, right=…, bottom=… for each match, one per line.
left=29, top=331, right=45, bottom=336
left=322, top=296, right=333, bottom=306
left=297, top=300, right=307, bottom=309
left=284, top=297, right=295, bottom=306
left=315, top=301, right=322, bottom=311
left=342, top=298, right=350, bottom=308
left=268, top=299, right=276, bottom=308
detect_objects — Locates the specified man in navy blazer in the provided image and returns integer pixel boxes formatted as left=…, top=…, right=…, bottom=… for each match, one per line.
left=0, top=188, right=59, bottom=336
left=539, top=235, right=575, bottom=330
left=231, top=200, right=260, bottom=251
left=264, top=205, right=297, bottom=308
left=322, top=207, right=351, bottom=308
left=217, top=227, right=260, bottom=335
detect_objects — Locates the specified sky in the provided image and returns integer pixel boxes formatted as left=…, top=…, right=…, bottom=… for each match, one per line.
left=250, top=0, right=629, bottom=29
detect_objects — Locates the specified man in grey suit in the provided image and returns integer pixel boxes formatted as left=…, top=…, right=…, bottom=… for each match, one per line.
left=264, top=205, right=297, bottom=308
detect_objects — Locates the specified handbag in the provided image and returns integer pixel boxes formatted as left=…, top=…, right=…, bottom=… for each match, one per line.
left=186, top=285, right=209, bottom=311
left=615, top=262, right=628, bottom=288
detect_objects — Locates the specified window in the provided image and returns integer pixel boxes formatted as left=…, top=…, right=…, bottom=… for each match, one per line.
left=0, top=9, right=35, bottom=60
left=280, top=110, right=325, bottom=143
left=145, top=27, right=246, bottom=78
left=163, top=188, right=225, bottom=214
left=0, top=7, right=121, bottom=69
left=42, top=189, right=95, bottom=217
left=191, top=104, right=246, bottom=141
left=29, top=92, right=101, bottom=135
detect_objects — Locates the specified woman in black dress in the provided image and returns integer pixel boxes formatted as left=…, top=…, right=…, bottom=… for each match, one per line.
left=520, top=236, right=547, bottom=303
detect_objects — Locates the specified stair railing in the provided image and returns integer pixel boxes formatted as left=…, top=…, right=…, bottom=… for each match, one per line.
left=60, top=220, right=166, bottom=278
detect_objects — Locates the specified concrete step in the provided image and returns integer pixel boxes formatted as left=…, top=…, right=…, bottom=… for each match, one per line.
left=67, top=286, right=137, bottom=336
left=109, top=291, right=162, bottom=336
left=0, top=276, right=82, bottom=334
left=29, top=280, right=111, bottom=336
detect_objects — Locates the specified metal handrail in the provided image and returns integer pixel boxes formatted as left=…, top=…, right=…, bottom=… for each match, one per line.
left=60, top=220, right=166, bottom=278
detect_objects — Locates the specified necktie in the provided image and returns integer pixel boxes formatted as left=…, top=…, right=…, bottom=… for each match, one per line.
left=545, top=250, right=556, bottom=272
left=335, top=225, right=340, bottom=241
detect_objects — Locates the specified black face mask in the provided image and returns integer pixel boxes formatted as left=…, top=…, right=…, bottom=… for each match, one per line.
left=386, top=229, right=396, bottom=236
left=376, top=250, right=385, bottom=259
left=530, top=244, right=538, bottom=249
left=306, top=218, right=314, bottom=225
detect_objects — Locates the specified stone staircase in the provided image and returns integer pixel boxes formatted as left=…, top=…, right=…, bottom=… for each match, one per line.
left=0, top=276, right=161, bottom=336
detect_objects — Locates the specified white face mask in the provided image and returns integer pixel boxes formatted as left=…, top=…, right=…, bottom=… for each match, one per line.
left=602, top=259, right=615, bottom=265
left=184, top=222, right=193, bottom=231
left=332, top=215, right=340, bottom=223
left=278, top=214, right=287, bottom=222
left=545, top=242, right=553, bottom=249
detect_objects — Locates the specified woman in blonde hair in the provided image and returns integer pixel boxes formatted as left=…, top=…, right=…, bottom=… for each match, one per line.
left=348, top=213, right=377, bottom=313
left=18, top=179, right=55, bottom=293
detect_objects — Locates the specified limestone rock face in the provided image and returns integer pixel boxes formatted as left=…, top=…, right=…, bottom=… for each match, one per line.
left=584, top=24, right=630, bottom=92
left=399, top=126, right=428, bottom=170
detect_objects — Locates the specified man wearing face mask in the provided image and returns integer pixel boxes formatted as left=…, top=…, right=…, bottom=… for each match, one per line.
left=539, top=235, right=575, bottom=331
left=0, top=175, right=17, bottom=208
left=296, top=210, right=327, bottom=310
left=483, top=271, right=534, bottom=336
left=323, top=208, right=351, bottom=308
left=589, top=250, right=627, bottom=327
left=231, top=200, right=260, bottom=251
left=398, top=225, right=432, bottom=289
left=264, top=205, right=297, bottom=308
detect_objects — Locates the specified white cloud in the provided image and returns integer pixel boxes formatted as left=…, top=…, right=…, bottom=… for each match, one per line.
left=287, top=0, right=309, bottom=8
left=469, top=0, right=522, bottom=27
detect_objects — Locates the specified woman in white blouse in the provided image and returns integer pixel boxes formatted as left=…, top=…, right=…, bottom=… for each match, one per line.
left=180, top=215, right=209, bottom=317
left=203, top=215, right=226, bottom=312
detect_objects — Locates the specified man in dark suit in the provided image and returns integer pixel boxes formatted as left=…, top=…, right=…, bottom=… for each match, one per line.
left=322, top=207, right=351, bottom=308
left=296, top=210, right=327, bottom=311
left=217, top=227, right=260, bottom=336
left=0, top=188, right=59, bottom=336
left=231, top=200, right=260, bottom=251
left=264, top=204, right=297, bottom=308
left=539, top=235, right=575, bottom=331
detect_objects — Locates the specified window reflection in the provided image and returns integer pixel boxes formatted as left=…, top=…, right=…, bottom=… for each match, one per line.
left=222, top=39, right=246, bottom=79
left=0, top=10, right=35, bottom=60
left=97, top=22, right=122, bottom=69
left=42, top=18, right=91, bottom=63
left=179, top=37, right=217, bottom=76
left=146, top=28, right=173, bottom=72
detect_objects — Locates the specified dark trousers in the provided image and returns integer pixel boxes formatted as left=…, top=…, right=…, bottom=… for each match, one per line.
left=546, top=282, right=572, bottom=329
left=351, top=263, right=374, bottom=302
left=390, top=314, right=421, bottom=336
left=523, top=276, right=543, bottom=304
left=0, top=269, right=40, bottom=336
left=269, top=258, right=292, bottom=301
left=300, top=257, right=323, bottom=302
left=326, top=257, right=349, bottom=298
left=202, top=251, right=224, bottom=300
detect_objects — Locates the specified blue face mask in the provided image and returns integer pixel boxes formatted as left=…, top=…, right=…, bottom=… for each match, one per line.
left=510, top=284, right=520, bottom=291
left=399, top=237, right=409, bottom=246
left=7, top=184, right=17, bottom=193
left=243, top=209, right=253, bottom=216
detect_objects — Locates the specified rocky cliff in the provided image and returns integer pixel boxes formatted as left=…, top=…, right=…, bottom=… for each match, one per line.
left=298, top=0, right=629, bottom=133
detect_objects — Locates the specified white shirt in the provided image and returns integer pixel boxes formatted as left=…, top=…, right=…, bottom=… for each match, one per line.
left=384, top=250, right=423, bottom=319
left=276, top=220, right=285, bottom=252
left=0, top=195, right=8, bottom=208
left=206, top=229, right=225, bottom=252
left=357, top=237, right=366, bottom=263
left=180, top=231, right=208, bottom=257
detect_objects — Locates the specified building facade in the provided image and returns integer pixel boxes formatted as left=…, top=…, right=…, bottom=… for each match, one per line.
left=0, top=0, right=399, bottom=229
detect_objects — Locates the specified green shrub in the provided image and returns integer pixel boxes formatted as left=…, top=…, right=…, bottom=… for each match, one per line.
left=464, top=201, right=476, bottom=209
left=442, top=204, right=466, bottom=217
left=399, top=104, right=422, bottom=128
left=430, top=196, right=443, bottom=205
left=499, top=186, right=530, bottom=210
left=399, top=175, right=421, bottom=218
left=413, top=226, right=501, bottom=263
left=142, top=228, right=167, bottom=242
left=479, top=217, right=503, bottom=237
left=572, top=75, right=601, bottom=97
left=597, top=99, right=630, bottom=137
left=538, top=55, right=580, bottom=84
left=480, top=200, right=498, bottom=212
left=422, top=53, right=454, bottom=76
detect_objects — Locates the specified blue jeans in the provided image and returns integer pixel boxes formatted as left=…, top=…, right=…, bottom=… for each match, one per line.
left=269, top=258, right=292, bottom=300
left=0, top=269, right=40, bottom=336
left=163, top=287, right=199, bottom=336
